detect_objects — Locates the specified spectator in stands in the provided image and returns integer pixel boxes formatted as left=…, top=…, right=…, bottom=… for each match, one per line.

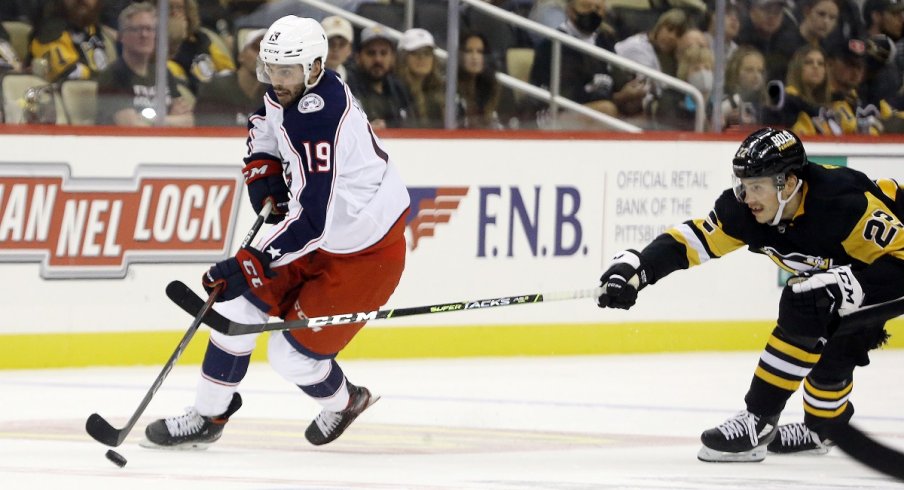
left=458, top=31, right=518, bottom=129
left=863, top=0, right=904, bottom=102
left=396, top=28, right=444, bottom=128
left=29, top=0, right=117, bottom=82
left=653, top=44, right=714, bottom=130
left=864, top=0, right=904, bottom=41
left=792, top=0, right=840, bottom=49
left=615, top=8, right=688, bottom=113
left=820, top=0, right=865, bottom=54
left=167, top=0, right=236, bottom=94
left=345, top=24, right=411, bottom=129
left=826, top=39, right=884, bottom=134
left=321, top=15, right=353, bottom=80
left=765, top=45, right=837, bottom=135
left=615, top=8, right=687, bottom=78
left=735, top=0, right=800, bottom=82
left=721, top=46, right=767, bottom=128
left=677, top=28, right=709, bottom=64
left=96, top=2, right=193, bottom=127
left=531, top=0, right=647, bottom=122
left=860, top=34, right=901, bottom=107
left=0, top=22, right=23, bottom=73
left=462, top=0, right=533, bottom=69
left=194, top=28, right=266, bottom=126
left=704, top=1, right=740, bottom=60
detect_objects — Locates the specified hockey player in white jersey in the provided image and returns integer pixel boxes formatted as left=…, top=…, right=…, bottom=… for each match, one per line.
left=142, top=15, right=410, bottom=449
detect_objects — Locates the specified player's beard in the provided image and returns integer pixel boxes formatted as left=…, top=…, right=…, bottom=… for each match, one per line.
left=274, top=84, right=303, bottom=107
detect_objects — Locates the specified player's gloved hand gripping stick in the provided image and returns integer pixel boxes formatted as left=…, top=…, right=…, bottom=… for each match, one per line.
left=85, top=202, right=273, bottom=448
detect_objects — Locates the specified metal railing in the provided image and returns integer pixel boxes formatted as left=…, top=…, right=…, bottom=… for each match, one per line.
left=210, top=0, right=703, bottom=132
left=295, top=0, right=646, bottom=132
left=458, top=0, right=705, bottom=132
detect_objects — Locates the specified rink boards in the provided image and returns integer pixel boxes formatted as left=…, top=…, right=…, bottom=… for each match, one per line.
left=0, top=129, right=903, bottom=368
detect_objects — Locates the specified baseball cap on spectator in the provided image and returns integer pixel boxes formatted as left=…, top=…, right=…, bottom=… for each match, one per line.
left=864, top=0, right=904, bottom=21
left=359, top=25, right=395, bottom=49
left=242, top=28, right=267, bottom=52
left=399, top=28, right=435, bottom=52
left=827, top=38, right=868, bottom=65
left=322, top=16, right=353, bottom=43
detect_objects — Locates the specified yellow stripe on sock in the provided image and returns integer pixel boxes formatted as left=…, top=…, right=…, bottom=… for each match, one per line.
left=754, top=366, right=802, bottom=392
left=803, top=378, right=853, bottom=399
left=766, top=335, right=822, bottom=364
left=804, top=402, right=850, bottom=418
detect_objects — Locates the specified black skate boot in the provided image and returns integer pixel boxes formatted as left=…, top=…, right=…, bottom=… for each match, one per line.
left=141, top=392, right=242, bottom=450
left=767, top=422, right=833, bottom=455
left=697, top=410, right=778, bottom=462
left=305, top=382, right=379, bottom=446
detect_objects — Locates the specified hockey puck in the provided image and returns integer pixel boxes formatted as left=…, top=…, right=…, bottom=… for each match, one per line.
left=105, top=449, right=127, bottom=468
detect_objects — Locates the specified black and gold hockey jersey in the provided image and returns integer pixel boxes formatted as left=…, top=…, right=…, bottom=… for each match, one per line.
left=29, top=18, right=116, bottom=82
left=640, top=164, right=904, bottom=305
left=169, top=29, right=235, bottom=94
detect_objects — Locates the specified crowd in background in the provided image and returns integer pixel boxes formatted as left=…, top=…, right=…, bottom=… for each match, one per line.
left=2, top=0, right=904, bottom=134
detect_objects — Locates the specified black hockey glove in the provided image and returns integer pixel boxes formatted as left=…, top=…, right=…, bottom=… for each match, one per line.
left=597, top=249, right=648, bottom=310
left=243, top=159, right=289, bottom=224
left=202, top=246, right=276, bottom=302
left=778, top=266, right=864, bottom=338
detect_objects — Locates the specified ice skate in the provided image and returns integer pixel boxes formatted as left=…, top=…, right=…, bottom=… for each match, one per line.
left=305, top=382, right=379, bottom=446
left=697, top=410, right=778, bottom=462
left=141, top=393, right=242, bottom=450
left=767, top=422, right=833, bottom=455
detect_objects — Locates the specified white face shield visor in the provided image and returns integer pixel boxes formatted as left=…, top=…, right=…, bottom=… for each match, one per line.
left=732, top=175, right=779, bottom=203
left=256, top=60, right=307, bottom=86
left=733, top=173, right=803, bottom=226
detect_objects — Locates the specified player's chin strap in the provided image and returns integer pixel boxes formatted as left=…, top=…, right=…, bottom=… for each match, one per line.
left=304, top=58, right=326, bottom=91
left=770, top=178, right=803, bottom=226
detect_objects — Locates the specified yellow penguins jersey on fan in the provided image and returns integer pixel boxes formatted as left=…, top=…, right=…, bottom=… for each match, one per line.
left=639, top=164, right=904, bottom=305
left=170, top=29, right=236, bottom=93
left=29, top=18, right=116, bottom=82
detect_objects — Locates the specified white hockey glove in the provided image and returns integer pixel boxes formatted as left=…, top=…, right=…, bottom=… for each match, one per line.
left=597, top=249, right=648, bottom=310
left=791, top=266, right=864, bottom=314
left=779, top=266, right=864, bottom=337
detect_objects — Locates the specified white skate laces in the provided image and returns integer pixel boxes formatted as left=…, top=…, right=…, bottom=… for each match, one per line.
left=777, top=422, right=820, bottom=447
left=313, top=409, right=342, bottom=436
left=164, top=407, right=205, bottom=437
left=717, top=411, right=763, bottom=446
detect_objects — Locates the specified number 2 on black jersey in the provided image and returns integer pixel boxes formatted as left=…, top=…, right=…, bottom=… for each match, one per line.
left=864, top=209, right=903, bottom=248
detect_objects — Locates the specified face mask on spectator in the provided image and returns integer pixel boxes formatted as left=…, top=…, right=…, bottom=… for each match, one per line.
left=574, top=12, right=603, bottom=33
left=688, top=69, right=714, bottom=92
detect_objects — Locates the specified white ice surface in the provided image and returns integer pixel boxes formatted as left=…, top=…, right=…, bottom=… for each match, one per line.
left=1, top=350, right=902, bottom=489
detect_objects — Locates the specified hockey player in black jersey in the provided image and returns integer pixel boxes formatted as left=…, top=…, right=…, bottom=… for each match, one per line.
left=597, top=127, right=903, bottom=462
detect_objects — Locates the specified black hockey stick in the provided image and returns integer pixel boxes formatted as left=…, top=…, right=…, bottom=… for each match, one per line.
left=85, top=202, right=272, bottom=447
left=836, top=296, right=904, bottom=335
left=166, top=279, right=904, bottom=337
left=825, top=299, right=904, bottom=482
left=165, top=280, right=604, bottom=336
left=826, top=423, right=904, bottom=481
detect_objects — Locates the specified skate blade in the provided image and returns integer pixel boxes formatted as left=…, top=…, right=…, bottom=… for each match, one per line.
left=138, top=438, right=213, bottom=451
left=365, top=394, right=381, bottom=411
left=767, top=445, right=832, bottom=456
left=697, top=445, right=766, bottom=462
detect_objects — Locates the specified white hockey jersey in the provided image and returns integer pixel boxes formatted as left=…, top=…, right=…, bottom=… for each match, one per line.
left=244, top=70, right=410, bottom=267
